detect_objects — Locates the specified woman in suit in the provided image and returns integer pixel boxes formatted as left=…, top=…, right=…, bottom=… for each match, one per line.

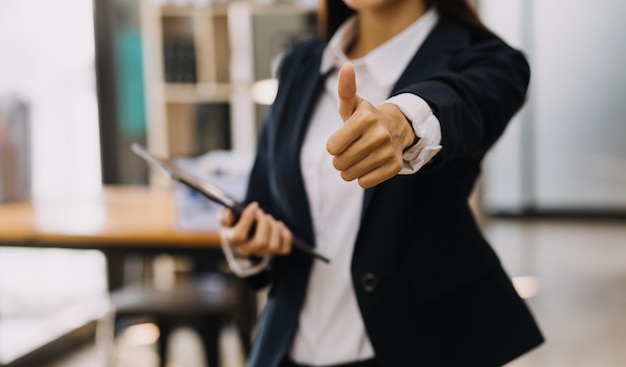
left=220, top=0, right=544, bottom=366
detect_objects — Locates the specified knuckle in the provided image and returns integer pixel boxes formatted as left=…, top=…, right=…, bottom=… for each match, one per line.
left=281, top=237, right=292, bottom=254
left=357, top=177, right=370, bottom=189
left=358, top=109, right=376, bottom=123
left=283, top=234, right=293, bottom=252
left=383, top=148, right=395, bottom=161
left=243, top=205, right=255, bottom=219
left=236, top=247, right=250, bottom=257
left=284, top=230, right=293, bottom=244
left=339, top=110, right=351, bottom=122
left=219, top=209, right=231, bottom=225
left=333, top=156, right=345, bottom=171
left=230, top=232, right=245, bottom=243
left=369, top=150, right=385, bottom=166
left=393, top=159, right=403, bottom=172
left=340, top=170, right=354, bottom=182
left=268, top=235, right=277, bottom=247
left=326, top=136, right=339, bottom=155
left=252, top=238, right=266, bottom=249
left=374, top=130, right=391, bottom=146
left=383, top=168, right=395, bottom=182
left=252, top=250, right=267, bottom=257
left=282, top=235, right=293, bottom=254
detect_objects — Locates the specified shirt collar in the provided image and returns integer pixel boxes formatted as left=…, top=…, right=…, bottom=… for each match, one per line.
left=321, top=7, right=439, bottom=87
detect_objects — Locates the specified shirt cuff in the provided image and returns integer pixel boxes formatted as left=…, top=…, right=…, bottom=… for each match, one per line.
left=383, top=93, right=442, bottom=174
left=219, top=227, right=271, bottom=277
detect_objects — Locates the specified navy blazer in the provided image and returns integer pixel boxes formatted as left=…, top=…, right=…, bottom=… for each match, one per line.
left=243, top=16, right=543, bottom=367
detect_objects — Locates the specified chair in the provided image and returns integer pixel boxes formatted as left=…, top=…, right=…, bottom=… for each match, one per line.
left=103, top=268, right=255, bottom=367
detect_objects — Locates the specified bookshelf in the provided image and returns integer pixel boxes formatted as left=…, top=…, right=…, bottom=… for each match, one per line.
left=139, top=0, right=317, bottom=186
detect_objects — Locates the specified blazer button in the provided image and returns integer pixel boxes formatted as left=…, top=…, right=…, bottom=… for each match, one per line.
left=361, top=273, right=378, bottom=293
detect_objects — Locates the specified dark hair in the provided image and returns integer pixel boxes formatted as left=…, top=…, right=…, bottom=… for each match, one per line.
left=320, top=0, right=492, bottom=41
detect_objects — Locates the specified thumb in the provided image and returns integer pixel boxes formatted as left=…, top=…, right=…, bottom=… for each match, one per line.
left=337, top=62, right=361, bottom=122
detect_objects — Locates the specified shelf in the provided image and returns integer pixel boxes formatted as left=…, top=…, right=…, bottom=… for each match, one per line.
left=160, top=3, right=229, bottom=17
left=140, top=0, right=318, bottom=179
left=164, top=83, right=232, bottom=103
left=251, top=2, right=317, bottom=15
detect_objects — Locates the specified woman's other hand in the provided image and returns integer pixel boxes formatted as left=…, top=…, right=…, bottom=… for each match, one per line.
left=219, top=202, right=293, bottom=257
left=327, top=62, right=417, bottom=188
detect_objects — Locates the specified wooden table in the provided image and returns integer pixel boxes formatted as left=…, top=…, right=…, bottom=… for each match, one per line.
left=0, top=185, right=221, bottom=290
left=0, top=186, right=244, bottom=367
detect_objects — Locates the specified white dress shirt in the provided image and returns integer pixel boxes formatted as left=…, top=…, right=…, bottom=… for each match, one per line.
left=222, top=8, right=441, bottom=366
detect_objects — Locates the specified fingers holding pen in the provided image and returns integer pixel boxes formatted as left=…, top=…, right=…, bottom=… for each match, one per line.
left=254, top=213, right=292, bottom=256
left=244, top=210, right=271, bottom=256
left=239, top=210, right=293, bottom=257
left=221, top=202, right=293, bottom=257
left=223, top=202, right=258, bottom=245
left=278, top=221, right=293, bottom=255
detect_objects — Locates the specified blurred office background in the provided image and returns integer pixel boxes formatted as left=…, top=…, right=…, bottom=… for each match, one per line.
left=0, top=0, right=625, bottom=366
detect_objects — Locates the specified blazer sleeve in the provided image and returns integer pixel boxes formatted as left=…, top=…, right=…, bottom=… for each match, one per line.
left=397, top=37, right=531, bottom=168
left=234, top=111, right=276, bottom=290
left=238, top=48, right=298, bottom=290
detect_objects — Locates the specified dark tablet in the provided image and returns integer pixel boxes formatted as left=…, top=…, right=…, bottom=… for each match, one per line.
left=131, top=143, right=330, bottom=263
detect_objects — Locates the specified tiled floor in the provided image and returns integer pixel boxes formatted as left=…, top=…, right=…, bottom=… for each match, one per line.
left=488, top=218, right=626, bottom=367
left=43, top=217, right=626, bottom=367
left=42, top=325, right=246, bottom=367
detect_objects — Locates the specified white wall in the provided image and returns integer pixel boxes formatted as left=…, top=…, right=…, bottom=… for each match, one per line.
left=480, top=0, right=531, bottom=213
left=481, top=0, right=626, bottom=213
left=530, top=0, right=626, bottom=210
left=0, top=0, right=102, bottom=198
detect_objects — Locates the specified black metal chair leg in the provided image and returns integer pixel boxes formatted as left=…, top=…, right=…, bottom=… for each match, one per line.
left=157, top=319, right=172, bottom=367
left=197, top=316, right=221, bottom=367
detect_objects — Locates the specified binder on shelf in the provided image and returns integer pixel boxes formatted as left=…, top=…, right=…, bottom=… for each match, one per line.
left=163, top=39, right=197, bottom=83
left=161, top=15, right=197, bottom=83
left=195, top=102, right=231, bottom=154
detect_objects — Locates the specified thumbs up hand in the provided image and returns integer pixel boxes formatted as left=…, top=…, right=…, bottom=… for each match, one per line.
left=326, top=62, right=417, bottom=188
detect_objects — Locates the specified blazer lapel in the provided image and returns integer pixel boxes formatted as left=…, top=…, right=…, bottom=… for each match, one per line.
left=360, top=18, right=470, bottom=223
left=274, top=44, right=327, bottom=247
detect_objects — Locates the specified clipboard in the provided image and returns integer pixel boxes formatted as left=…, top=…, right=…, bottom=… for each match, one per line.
left=131, top=143, right=330, bottom=263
